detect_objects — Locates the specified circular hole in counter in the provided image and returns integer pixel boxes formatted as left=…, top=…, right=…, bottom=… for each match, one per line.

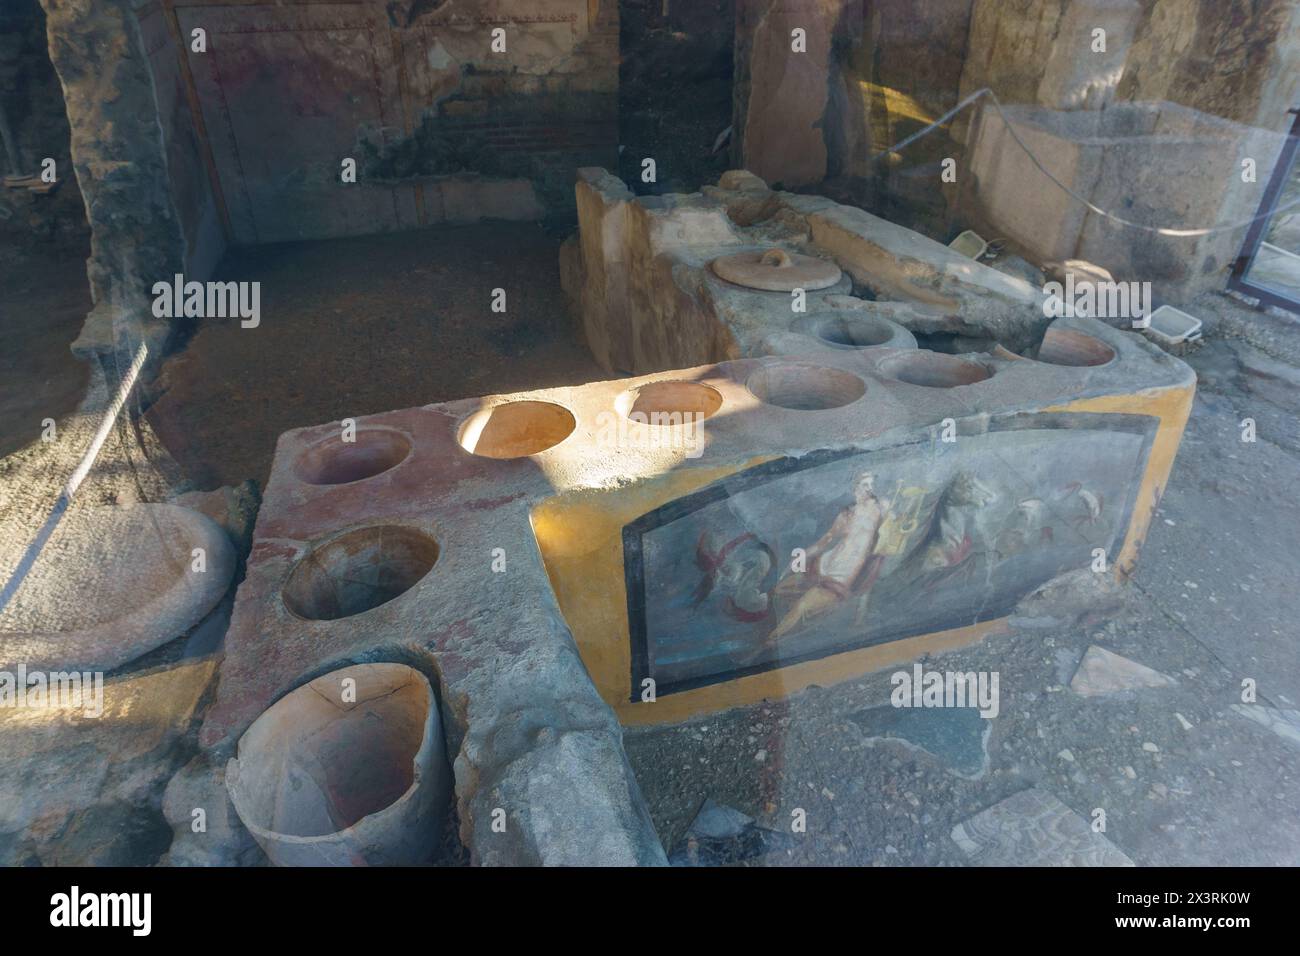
left=1032, top=328, right=1117, bottom=367
left=293, top=428, right=412, bottom=485
left=616, top=380, right=724, bottom=424
left=746, top=364, right=867, bottom=410
left=283, top=526, right=439, bottom=621
left=457, top=400, right=576, bottom=459
left=882, top=352, right=993, bottom=388
left=811, top=314, right=900, bottom=348
left=913, top=331, right=997, bottom=354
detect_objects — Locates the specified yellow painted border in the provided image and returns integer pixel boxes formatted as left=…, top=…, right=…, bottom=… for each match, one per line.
left=1045, top=383, right=1195, bottom=578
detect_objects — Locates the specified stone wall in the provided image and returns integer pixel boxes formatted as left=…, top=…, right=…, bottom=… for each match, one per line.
left=838, top=0, right=976, bottom=233
left=734, top=2, right=973, bottom=189
left=734, top=0, right=863, bottom=190
left=953, top=0, right=1300, bottom=299
left=366, top=0, right=620, bottom=221
left=619, top=0, right=736, bottom=196
left=962, top=100, right=1290, bottom=303
left=736, top=0, right=1300, bottom=294
left=1117, top=0, right=1300, bottom=129
left=957, top=0, right=1300, bottom=134
left=148, top=0, right=619, bottom=243
left=132, top=0, right=226, bottom=282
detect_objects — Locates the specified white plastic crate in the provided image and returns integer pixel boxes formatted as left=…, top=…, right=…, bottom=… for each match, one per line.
left=1143, top=305, right=1202, bottom=346
left=949, top=229, right=989, bottom=260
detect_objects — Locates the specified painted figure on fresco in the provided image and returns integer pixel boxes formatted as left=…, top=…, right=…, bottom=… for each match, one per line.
left=691, top=532, right=777, bottom=622
left=746, top=471, right=890, bottom=658
left=630, top=414, right=1151, bottom=693
left=680, top=461, right=1116, bottom=664
left=909, top=471, right=1002, bottom=589
left=739, top=469, right=1010, bottom=659
left=992, top=482, right=1102, bottom=559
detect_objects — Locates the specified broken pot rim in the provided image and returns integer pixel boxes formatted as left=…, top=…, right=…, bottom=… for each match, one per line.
left=613, top=379, right=726, bottom=424
left=225, top=662, right=440, bottom=847
left=1025, top=327, right=1121, bottom=369
left=875, top=351, right=1000, bottom=389
left=790, top=310, right=919, bottom=351
left=742, top=361, right=870, bottom=411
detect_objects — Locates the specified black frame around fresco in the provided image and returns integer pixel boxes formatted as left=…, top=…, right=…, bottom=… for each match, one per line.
left=621, top=410, right=1159, bottom=701
left=1228, top=107, right=1300, bottom=313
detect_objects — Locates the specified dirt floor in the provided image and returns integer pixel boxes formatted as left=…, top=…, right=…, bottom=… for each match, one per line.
left=144, top=223, right=607, bottom=490
left=0, top=242, right=91, bottom=460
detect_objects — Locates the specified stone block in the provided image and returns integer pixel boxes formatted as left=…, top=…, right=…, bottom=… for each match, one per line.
left=1035, top=0, right=1140, bottom=110
left=199, top=406, right=668, bottom=865
left=198, top=165, right=1194, bottom=864
left=962, top=101, right=1290, bottom=302
left=564, top=168, right=1050, bottom=373
left=734, top=0, right=860, bottom=188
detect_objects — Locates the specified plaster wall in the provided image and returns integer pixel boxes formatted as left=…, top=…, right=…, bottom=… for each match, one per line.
left=133, top=0, right=225, bottom=280
left=147, top=0, right=617, bottom=244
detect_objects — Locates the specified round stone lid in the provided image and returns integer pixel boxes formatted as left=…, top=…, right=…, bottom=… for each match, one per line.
left=0, top=503, right=235, bottom=672
left=710, top=247, right=842, bottom=292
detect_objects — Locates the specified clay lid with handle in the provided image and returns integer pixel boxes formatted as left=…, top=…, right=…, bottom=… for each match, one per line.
left=710, top=247, right=843, bottom=292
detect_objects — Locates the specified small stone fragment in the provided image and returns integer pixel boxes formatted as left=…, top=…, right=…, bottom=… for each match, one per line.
left=1070, top=646, right=1176, bottom=697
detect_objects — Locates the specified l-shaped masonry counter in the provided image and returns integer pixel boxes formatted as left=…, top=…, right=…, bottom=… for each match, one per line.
left=201, top=304, right=1193, bottom=865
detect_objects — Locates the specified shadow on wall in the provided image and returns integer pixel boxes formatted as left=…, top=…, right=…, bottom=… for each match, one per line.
left=357, top=88, right=617, bottom=220
left=619, top=0, right=735, bottom=196
left=0, top=0, right=88, bottom=255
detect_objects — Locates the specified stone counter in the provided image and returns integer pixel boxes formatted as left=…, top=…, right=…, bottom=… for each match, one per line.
left=201, top=310, right=1192, bottom=863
